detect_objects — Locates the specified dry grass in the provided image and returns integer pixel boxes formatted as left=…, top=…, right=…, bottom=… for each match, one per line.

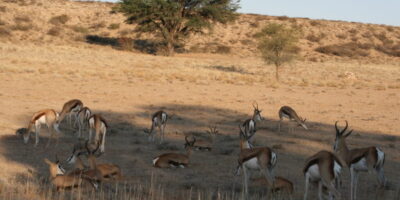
left=49, top=14, right=69, bottom=25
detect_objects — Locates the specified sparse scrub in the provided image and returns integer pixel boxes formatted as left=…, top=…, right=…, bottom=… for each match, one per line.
left=0, top=27, right=11, bottom=36
left=348, top=28, right=358, bottom=35
left=0, top=6, right=6, bottom=12
left=362, top=31, right=373, bottom=39
left=118, top=29, right=131, bottom=36
left=90, top=21, right=106, bottom=30
left=14, top=15, right=31, bottom=23
left=277, top=16, right=289, bottom=21
left=215, top=45, right=231, bottom=54
left=47, top=27, right=62, bottom=36
left=375, top=43, right=400, bottom=57
left=118, top=37, right=134, bottom=51
left=49, top=14, right=69, bottom=25
left=336, top=33, right=347, bottom=39
left=11, top=23, right=33, bottom=31
left=0, top=18, right=6, bottom=26
left=240, top=39, right=254, bottom=45
left=71, top=25, right=89, bottom=34
left=374, top=32, right=389, bottom=43
left=315, top=42, right=370, bottom=57
left=306, top=33, right=326, bottom=43
left=108, top=23, right=120, bottom=30
left=309, top=20, right=321, bottom=26
left=386, top=26, right=395, bottom=32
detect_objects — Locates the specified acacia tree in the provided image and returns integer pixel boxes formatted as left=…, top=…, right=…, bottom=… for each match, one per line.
left=255, top=23, right=301, bottom=81
left=115, top=0, right=239, bottom=56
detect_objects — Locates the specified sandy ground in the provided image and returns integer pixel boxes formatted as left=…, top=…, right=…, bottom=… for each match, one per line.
left=0, top=42, right=399, bottom=199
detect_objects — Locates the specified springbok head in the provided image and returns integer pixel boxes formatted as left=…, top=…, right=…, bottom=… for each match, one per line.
left=333, top=120, right=353, bottom=151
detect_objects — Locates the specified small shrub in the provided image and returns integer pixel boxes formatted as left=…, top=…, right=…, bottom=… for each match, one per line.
left=14, top=15, right=31, bottom=23
left=315, top=42, right=370, bottom=57
left=0, top=27, right=11, bottom=36
left=49, top=14, right=69, bottom=25
left=277, top=16, right=289, bottom=21
left=108, top=23, right=120, bottom=30
left=351, top=37, right=358, bottom=42
left=362, top=31, right=373, bottom=38
left=348, top=28, right=358, bottom=35
left=309, top=20, right=321, bottom=26
left=386, top=26, right=395, bottom=32
left=374, top=32, right=389, bottom=43
left=215, top=45, right=231, bottom=54
left=0, top=6, right=6, bottom=12
left=71, top=25, right=88, bottom=34
left=306, top=33, right=326, bottom=43
left=118, top=29, right=131, bottom=36
left=336, top=33, right=347, bottom=39
left=47, top=27, right=62, bottom=36
left=0, top=18, right=6, bottom=26
left=90, top=21, right=106, bottom=30
left=374, top=43, right=400, bottom=57
left=240, top=39, right=253, bottom=45
left=11, top=23, right=33, bottom=31
left=118, top=37, right=134, bottom=51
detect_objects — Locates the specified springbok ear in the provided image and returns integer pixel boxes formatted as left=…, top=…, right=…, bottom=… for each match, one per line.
left=345, top=130, right=353, bottom=137
left=44, top=158, right=52, bottom=165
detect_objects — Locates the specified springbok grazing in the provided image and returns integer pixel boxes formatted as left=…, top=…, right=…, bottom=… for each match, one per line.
left=242, top=102, right=263, bottom=144
left=235, top=125, right=277, bottom=197
left=144, top=110, right=168, bottom=144
left=303, top=150, right=343, bottom=200
left=75, top=107, right=92, bottom=138
left=333, top=121, right=386, bottom=200
left=23, top=109, right=61, bottom=147
left=278, top=106, right=308, bottom=133
left=58, top=99, right=83, bottom=126
left=88, top=114, right=108, bottom=153
left=191, top=126, right=218, bottom=151
left=153, top=136, right=195, bottom=168
left=252, top=176, right=294, bottom=199
left=85, top=142, right=122, bottom=181
left=44, top=156, right=96, bottom=191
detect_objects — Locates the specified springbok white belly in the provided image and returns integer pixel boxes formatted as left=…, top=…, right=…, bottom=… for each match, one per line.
left=36, top=115, right=47, bottom=125
left=306, top=164, right=321, bottom=181
left=244, top=157, right=259, bottom=170
left=351, top=158, right=368, bottom=171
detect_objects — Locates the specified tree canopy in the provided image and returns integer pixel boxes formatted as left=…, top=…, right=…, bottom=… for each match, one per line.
left=115, top=0, right=239, bottom=56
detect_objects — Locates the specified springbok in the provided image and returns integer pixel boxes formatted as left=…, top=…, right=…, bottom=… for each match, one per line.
left=44, top=156, right=96, bottom=191
left=23, top=109, right=61, bottom=147
left=153, top=136, right=195, bottom=168
left=252, top=176, right=294, bottom=199
left=58, top=99, right=83, bottom=126
left=144, top=110, right=168, bottom=144
left=85, top=141, right=122, bottom=181
left=235, top=125, right=277, bottom=197
left=278, top=106, right=308, bottom=133
left=88, top=114, right=108, bottom=153
left=75, top=107, right=92, bottom=138
left=303, top=150, right=343, bottom=200
left=333, top=120, right=386, bottom=200
left=242, top=102, right=263, bottom=143
left=191, top=126, right=218, bottom=151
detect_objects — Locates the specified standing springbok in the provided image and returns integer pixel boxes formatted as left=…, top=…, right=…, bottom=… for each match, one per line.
left=75, top=107, right=92, bottom=138
left=333, top=120, right=386, bottom=200
left=242, top=102, right=263, bottom=145
left=144, top=110, right=168, bottom=144
left=303, top=150, right=343, bottom=200
left=278, top=106, right=308, bottom=133
left=58, top=99, right=83, bottom=126
left=23, top=109, right=61, bottom=147
left=153, top=136, right=195, bottom=168
left=191, top=126, right=218, bottom=151
left=235, top=125, right=277, bottom=197
left=44, top=156, right=96, bottom=191
left=88, top=114, right=108, bottom=153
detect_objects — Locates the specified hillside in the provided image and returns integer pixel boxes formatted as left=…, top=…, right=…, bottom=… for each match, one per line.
left=0, top=0, right=400, bottom=62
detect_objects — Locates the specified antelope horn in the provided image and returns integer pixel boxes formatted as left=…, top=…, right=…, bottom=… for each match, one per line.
left=334, top=121, right=340, bottom=136
left=185, top=136, right=189, bottom=144
left=341, top=120, right=349, bottom=135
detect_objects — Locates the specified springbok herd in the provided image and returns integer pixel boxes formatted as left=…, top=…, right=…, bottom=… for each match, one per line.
left=20, top=99, right=397, bottom=200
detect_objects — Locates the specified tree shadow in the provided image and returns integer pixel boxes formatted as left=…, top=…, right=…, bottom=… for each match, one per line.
left=1, top=103, right=399, bottom=199
left=85, top=35, right=160, bottom=54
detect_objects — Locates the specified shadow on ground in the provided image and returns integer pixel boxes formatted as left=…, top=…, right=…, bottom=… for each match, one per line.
left=1, top=103, right=399, bottom=199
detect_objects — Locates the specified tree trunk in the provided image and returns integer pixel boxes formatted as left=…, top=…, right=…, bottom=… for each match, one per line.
left=166, top=40, right=175, bottom=56
left=275, top=64, right=280, bottom=82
